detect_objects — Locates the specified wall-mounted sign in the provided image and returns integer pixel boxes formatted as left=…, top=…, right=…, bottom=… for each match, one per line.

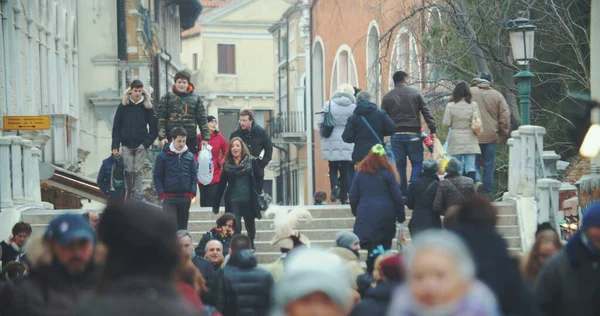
left=2, top=116, right=51, bottom=131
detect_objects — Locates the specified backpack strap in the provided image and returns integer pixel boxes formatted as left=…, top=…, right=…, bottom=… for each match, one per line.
left=360, top=115, right=383, bottom=144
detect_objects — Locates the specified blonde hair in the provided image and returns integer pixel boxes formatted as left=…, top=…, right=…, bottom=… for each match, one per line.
left=337, top=83, right=355, bottom=95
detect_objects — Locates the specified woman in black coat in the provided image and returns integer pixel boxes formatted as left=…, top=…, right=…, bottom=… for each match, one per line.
left=213, top=137, right=262, bottom=250
left=406, top=160, right=442, bottom=237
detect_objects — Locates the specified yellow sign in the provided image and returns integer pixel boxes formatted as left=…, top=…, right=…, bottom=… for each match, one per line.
left=2, top=116, right=51, bottom=131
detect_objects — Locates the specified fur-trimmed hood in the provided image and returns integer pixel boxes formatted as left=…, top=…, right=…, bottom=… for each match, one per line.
left=121, top=88, right=152, bottom=109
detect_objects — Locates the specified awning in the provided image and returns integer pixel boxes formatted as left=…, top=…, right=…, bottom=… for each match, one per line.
left=174, top=0, right=203, bottom=30
left=42, top=166, right=107, bottom=203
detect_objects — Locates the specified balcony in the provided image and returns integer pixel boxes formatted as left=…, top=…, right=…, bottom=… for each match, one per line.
left=267, top=111, right=306, bottom=144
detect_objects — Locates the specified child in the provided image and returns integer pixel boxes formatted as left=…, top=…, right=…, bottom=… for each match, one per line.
left=314, top=191, right=328, bottom=205
left=97, top=150, right=126, bottom=201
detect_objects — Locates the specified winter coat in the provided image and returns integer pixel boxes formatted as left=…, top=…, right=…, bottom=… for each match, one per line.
left=349, top=281, right=400, bottom=316
left=349, top=169, right=405, bottom=247
left=214, top=158, right=262, bottom=220
left=96, top=155, right=126, bottom=198
left=213, top=249, right=274, bottom=316
left=536, top=231, right=600, bottom=316
left=157, top=83, right=210, bottom=142
left=196, top=132, right=228, bottom=185
left=0, top=241, right=22, bottom=268
left=329, top=247, right=364, bottom=289
left=386, top=280, right=500, bottom=316
left=443, top=100, right=482, bottom=155
left=470, top=83, right=511, bottom=144
left=195, top=228, right=233, bottom=258
left=230, top=123, right=273, bottom=173
left=450, top=225, right=538, bottom=316
left=74, top=276, right=205, bottom=316
left=406, top=172, right=441, bottom=236
left=381, top=82, right=436, bottom=134
left=342, top=101, right=396, bottom=163
left=111, top=88, right=158, bottom=150
left=0, top=262, right=97, bottom=316
left=192, top=255, right=215, bottom=285
left=319, top=91, right=356, bottom=161
left=153, top=144, right=197, bottom=199
left=433, top=174, right=476, bottom=215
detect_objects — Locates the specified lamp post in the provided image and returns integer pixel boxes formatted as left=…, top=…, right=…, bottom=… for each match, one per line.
left=508, top=18, right=536, bottom=125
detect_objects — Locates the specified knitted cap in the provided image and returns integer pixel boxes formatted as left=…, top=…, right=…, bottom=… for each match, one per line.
left=207, top=115, right=216, bottom=122
left=422, top=160, right=439, bottom=173
left=335, top=230, right=360, bottom=249
left=582, top=202, right=600, bottom=231
left=379, top=254, right=404, bottom=281
left=446, top=158, right=463, bottom=175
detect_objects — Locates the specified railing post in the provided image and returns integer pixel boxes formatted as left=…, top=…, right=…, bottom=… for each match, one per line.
left=31, top=148, right=42, bottom=202
left=0, top=137, right=14, bottom=207
left=536, top=178, right=562, bottom=230
left=21, top=140, right=34, bottom=203
left=8, top=136, right=25, bottom=204
left=507, top=131, right=521, bottom=195
left=518, top=126, right=546, bottom=196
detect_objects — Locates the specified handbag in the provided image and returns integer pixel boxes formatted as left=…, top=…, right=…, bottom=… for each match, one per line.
left=360, top=115, right=395, bottom=161
left=319, top=102, right=336, bottom=138
left=471, top=110, right=483, bottom=136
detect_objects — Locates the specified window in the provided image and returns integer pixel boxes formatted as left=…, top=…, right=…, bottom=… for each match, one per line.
left=193, top=53, right=198, bottom=71
left=218, top=44, right=236, bottom=74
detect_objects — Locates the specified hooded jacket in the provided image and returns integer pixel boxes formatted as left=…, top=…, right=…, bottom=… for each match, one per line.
left=157, top=83, right=210, bottom=142
left=111, top=88, right=158, bottom=150
left=406, top=172, right=441, bottom=236
left=470, top=83, right=511, bottom=144
left=153, top=143, right=197, bottom=199
left=319, top=91, right=356, bottom=161
left=230, top=123, right=273, bottom=172
left=213, top=249, right=274, bottom=316
left=381, top=82, right=436, bottom=134
left=96, top=155, right=126, bottom=198
left=433, top=174, right=476, bottom=215
left=342, top=101, right=396, bottom=163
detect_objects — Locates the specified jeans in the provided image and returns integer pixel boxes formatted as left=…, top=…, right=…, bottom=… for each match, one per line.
left=328, top=161, right=352, bottom=203
left=391, top=134, right=423, bottom=194
left=199, top=183, right=219, bottom=207
left=453, top=154, right=477, bottom=174
left=229, top=202, right=256, bottom=240
left=163, top=196, right=191, bottom=230
left=122, top=144, right=147, bottom=198
left=475, top=143, right=497, bottom=196
left=186, top=136, right=198, bottom=154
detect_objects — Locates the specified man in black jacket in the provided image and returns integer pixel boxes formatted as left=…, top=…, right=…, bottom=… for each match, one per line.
left=382, top=71, right=436, bottom=195
left=230, top=109, right=273, bottom=193
left=112, top=79, right=158, bottom=200
left=213, top=234, right=273, bottom=316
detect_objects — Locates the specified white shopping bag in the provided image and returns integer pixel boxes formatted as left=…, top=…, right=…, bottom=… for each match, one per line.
left=197, top=144, right=214, bottom=185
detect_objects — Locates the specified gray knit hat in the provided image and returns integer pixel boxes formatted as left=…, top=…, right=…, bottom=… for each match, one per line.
left=269, top=248, right=353, bottom=316
left=335, top=230, right=360, bottom=249
left=422, top=160, right=439, bottom=174
left=446, top=157, right=463, bottom=175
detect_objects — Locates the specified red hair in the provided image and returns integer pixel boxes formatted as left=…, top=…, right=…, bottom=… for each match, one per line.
left=357, top=152, right=400, bottom=182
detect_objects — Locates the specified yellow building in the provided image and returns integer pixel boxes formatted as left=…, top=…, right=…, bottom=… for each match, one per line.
left=181, top=0, right=291, bottom=198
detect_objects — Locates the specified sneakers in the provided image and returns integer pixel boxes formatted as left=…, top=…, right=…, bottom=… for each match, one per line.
left=331, top=185, right=340, bottom=202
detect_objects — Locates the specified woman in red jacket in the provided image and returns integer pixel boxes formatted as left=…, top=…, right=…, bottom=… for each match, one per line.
left=197, top=116, right=228, bottom=207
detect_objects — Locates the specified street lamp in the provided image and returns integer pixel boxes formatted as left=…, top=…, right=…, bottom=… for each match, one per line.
left=580, top=102, right=600, bottom=158
left=508, top=17, right=536, bottom=125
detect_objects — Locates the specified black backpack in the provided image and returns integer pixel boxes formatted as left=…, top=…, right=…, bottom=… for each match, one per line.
left=111, top=159, right=126, bottom=191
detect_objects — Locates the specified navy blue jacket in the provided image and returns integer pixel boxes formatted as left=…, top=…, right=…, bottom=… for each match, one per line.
left=96, top=155, right=126, bottom=198
left=153, top=144, right=197, bottom=199
left=342, top=101, right=396, bottom=163
left=350, top=169, right=405, bottom=247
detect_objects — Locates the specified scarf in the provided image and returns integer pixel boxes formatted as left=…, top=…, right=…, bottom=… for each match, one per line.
left=224, top=155, right=253, bottom=176
left=213, top=227, right=233, bottom=239
left=130, top=95, right=145, bottom=105
left=169, top=142, right=188, bottom=155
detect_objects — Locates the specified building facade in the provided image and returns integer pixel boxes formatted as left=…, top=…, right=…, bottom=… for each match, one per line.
left=180, top=0, right=290, bottom=198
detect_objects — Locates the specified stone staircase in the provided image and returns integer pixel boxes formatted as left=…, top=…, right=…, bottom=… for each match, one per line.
left=22, top=201, right=521, bottom=264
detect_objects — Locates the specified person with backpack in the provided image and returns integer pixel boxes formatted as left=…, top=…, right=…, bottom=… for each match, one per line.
left=97, top=150, right=126, bottom=201
left=319, top=84, right=356, bottom=204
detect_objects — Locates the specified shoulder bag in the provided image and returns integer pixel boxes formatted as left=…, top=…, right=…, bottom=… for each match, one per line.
left=360, top=115, right=395, bottom=162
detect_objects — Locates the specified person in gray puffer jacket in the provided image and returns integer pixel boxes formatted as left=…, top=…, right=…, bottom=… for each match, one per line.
left=319, top=83, right=356, bottom=204
left=433, top=158, right=476, bottom=215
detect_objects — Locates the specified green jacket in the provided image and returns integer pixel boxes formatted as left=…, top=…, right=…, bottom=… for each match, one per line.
left=157, top=84, right=209, bottom=141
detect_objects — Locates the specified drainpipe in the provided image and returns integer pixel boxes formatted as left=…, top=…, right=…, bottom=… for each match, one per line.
left=301, top=0, right=314, bottom=204
left=285, top=18, right=292, bottom=205
left=591, top=0, right=600, bottom=167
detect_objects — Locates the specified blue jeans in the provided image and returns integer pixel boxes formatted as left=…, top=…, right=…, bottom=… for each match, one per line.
left=391, top=133, right=423, bottom=194
left=475, top=143, right=496, bottom=196
left=453, top=154, right=477, bottom=174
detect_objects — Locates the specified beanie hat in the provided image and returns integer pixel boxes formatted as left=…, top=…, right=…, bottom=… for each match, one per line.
left=582, top=202, right=600, bottom=231
left=270, top=248, right=353, bottom=315
left=207, top=115, right=216, bottom=123
left=446, top=158, right=463, bottom=175
left=337, top=83, right=355, bottom=95
left=422, top=160, right=439, bottom=174
left=379, top=254, right=404, bottom=281
left=335, top=230, right=360, bottom=249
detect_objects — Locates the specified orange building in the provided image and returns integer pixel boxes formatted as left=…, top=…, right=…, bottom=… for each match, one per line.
left=309, top=0, right=439, bottom=203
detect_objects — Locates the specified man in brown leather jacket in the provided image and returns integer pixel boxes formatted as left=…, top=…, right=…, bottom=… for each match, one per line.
left=470, top=73, right=510, bottom=196
left=382, top=71, right=436, bottom=195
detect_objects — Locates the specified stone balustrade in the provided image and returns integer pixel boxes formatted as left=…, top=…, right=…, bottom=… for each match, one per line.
left=0, top=136, right=43, bottom=207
